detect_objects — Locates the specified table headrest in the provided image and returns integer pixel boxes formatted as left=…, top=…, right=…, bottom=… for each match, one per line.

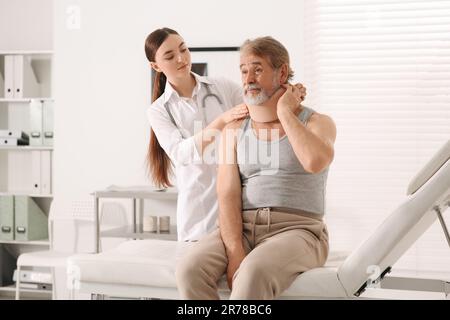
left=407, top=140, right=450, bottom=195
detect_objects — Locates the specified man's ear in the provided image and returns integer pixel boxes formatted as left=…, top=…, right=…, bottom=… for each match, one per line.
left=150, top=62, right=162, bottom=73
left=279, top=64, right=289, bottom=84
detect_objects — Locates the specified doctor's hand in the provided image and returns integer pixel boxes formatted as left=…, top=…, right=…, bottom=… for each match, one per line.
left=226, top=249, right=246, bottom=290
left=221, top=104, right=249, bottom=124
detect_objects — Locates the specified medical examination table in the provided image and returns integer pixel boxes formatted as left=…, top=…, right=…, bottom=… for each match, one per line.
left=68, top=140, right=450, bottom=299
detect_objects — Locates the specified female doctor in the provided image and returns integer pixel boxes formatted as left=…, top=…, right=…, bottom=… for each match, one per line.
left=144, top=28, right=305, bottom=241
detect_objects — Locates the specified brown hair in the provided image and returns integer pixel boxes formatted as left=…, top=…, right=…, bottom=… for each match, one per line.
left=144, top=28, right=179, bottom=188
left=240, top=36, right=294, bottom=81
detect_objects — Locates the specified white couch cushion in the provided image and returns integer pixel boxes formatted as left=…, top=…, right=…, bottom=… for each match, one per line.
left=69, top=239, right=349, bottom=297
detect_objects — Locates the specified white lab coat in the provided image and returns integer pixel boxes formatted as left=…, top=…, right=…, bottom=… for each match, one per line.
left=147, top=73, right=243, bottom=241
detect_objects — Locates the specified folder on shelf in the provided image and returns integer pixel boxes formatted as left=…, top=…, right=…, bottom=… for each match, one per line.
left=0, top=138, right=29, bottom=146
left=0, top=195, right=14, bottom=241
left=14, top=195, right=48, bottom=241
left=27, top=150, right=51, bottom=195
left=0, top=62, right=4, bottom=97
left=14, top=55, right=40, bottom=99
left=31, top=151, right=41, bottom=194
left=42, top=100, right=54, bottom=146
left=4, top=55, right=14, bottom=99
left=29, top=99, right=43, bottom=146
left=0, top=130, right=29, bottom=140
left=40, top=151, right=52, bottom=194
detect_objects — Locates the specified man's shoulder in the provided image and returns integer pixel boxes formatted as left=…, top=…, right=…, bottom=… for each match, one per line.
left=307, top=111, right=337, bottom=144
left=308, top=111, right=335, bottom=128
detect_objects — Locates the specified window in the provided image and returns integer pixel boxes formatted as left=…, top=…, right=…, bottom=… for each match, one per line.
left=304, top=0, right=450, bottom=272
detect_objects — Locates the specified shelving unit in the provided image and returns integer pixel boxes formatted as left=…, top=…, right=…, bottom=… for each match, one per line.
left=0, top=284, right=51, bottom=294
left=93, top=187, right=178, bottom=252
left=0, top=284, right=52, bottom=301
left=0, top=193, right=52, bottom=198
left=0, top=146, right=53, bottom=151
left=0, top=98, right=53, bottom=102
left=0, top=51, right=54, bottom=299
left=101, top=224, right=177, bottom=241
left=0, top=50, right=54, bottom=55
left=0, top=240, right=50, bottom=246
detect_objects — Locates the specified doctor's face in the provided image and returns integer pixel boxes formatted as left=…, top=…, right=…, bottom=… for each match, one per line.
left=152, top=34, right=191, bottom=80
left=240, top=53, right=282, bottom=106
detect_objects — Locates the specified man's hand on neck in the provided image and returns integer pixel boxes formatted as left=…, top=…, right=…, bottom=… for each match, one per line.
left=277, top=84, right=304, bottom=119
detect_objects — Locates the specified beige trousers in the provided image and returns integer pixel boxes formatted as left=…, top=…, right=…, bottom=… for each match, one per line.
left=176, top=208, right=329, bottom=300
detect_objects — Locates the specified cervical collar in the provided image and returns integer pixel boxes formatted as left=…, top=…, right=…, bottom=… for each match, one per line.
left=247, top=103, right=278, bottom=123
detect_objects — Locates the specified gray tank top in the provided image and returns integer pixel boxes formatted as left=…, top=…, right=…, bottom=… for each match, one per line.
left=237, top=106, right=328, bottom=217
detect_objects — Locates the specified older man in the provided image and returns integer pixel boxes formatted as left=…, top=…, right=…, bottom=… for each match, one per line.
left=176, top=36, right=336, bottom=300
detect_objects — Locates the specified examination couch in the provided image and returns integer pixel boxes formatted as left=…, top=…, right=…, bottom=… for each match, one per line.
left=68, top=140, right=450, bottom=299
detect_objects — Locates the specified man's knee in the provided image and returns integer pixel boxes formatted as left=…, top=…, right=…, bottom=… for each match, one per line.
left=176, top=255, right=201, bottom=286
left=234, top=259, right=272, bottom=284
left=231, top=259, right=278, bottom=299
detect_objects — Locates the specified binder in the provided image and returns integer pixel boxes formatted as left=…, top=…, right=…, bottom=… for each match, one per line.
left=4, top=55, right=14, bottom=99
left=0, top=130, right=29, bottom=140
left=0, top=195, right=14, bottom=241
left=14, top=196, right=48, bottom=241
left=31, top=151, right=41, bottom=194
left=42, top=100, right=54, bottom=146
left=13, top=55, right=24, bottom=98
left=40, top=151, right=52, bottom=194
left=0, top=138, right=29, bottom=146
left=29, top=99, right=43, bottom=146
left=14, top=55, right=40, bottom=98
left=0, top=61, right=4, bottom=97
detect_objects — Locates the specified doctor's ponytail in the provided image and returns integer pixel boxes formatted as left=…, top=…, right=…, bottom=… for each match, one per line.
left=145, top=28, right=179, bottom=188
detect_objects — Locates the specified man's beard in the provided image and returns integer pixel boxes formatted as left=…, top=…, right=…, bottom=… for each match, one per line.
left=243, top=76, right=280, bottom=106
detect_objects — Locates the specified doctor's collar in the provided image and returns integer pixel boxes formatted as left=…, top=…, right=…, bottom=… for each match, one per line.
left=163, top=72, right=213, bottom=103
left=191, top=72, right=213, bottom=85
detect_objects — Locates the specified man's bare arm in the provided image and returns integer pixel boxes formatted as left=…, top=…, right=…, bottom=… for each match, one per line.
left=217, top=121, right=244, bottom=254
left=277, top=86, right=336, bottom=173
left=217, top=121, right=246, bottom=289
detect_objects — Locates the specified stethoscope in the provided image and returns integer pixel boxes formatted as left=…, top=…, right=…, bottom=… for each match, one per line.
left=164, top=83, right=224, bottom=137
left=202, top=84, right=223, bottom=111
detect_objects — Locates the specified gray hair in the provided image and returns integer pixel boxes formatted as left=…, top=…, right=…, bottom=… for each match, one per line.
left=240, top=36, right=294, bottom=81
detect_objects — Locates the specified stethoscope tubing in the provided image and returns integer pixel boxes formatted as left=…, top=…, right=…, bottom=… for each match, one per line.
left=164, top=83, right=225, bottom=137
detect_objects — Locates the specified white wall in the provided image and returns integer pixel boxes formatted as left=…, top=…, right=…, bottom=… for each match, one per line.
left=0, top=0, right=53, bottom=51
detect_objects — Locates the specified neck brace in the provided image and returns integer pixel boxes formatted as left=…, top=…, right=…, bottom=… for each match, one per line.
left=247, top=103, right=278, bottom=123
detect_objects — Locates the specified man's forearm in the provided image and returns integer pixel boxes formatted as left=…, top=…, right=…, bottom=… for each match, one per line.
left=218, top=194, right=244, bottom=254
left=278, top=107, right=334, bottom=173
left=216, top=122, right=246, bottom=256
